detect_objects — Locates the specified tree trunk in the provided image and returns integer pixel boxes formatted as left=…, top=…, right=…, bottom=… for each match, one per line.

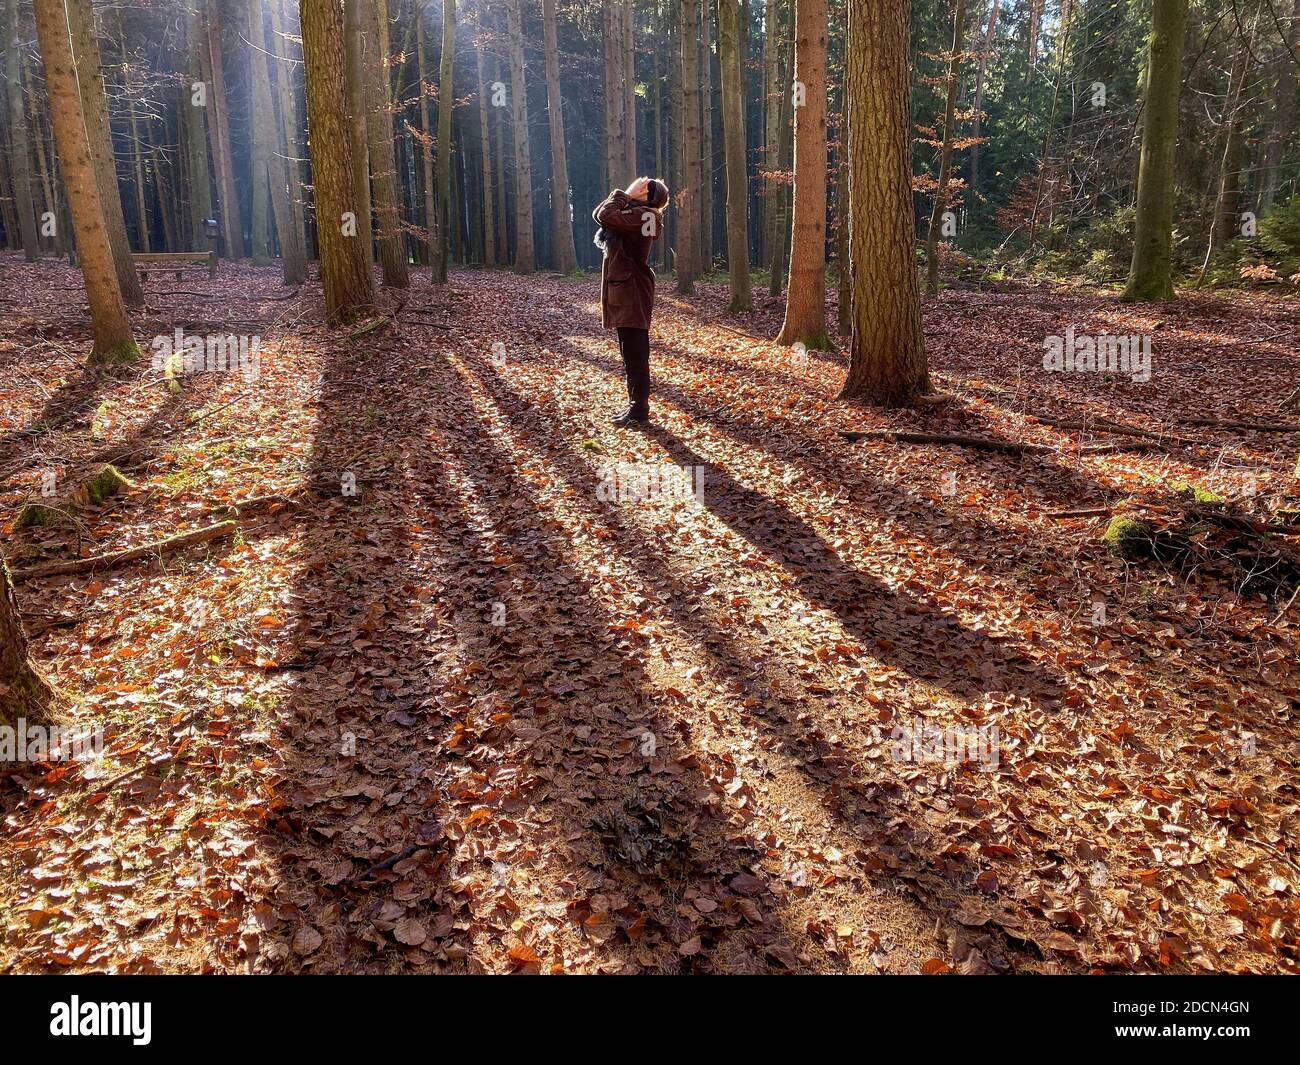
left=0, top=558, right=56, bottom=731
left=717, top=0, right=751, bottom=310
left=247, top=0, right=306, bottom=283
left=505, top=0, right=535, bottom=272
left=603, top=0, right=625, bottom=188
left=301, top=0, right=378, bottom=321
left=623, top=0, right=637, bottom=181
left=183, top=6, right=214, bottom=250
left=923, top=0, right=968, bottom=295
left=492, top=43, right=509, bottom=264
left=762, top=0, right=779, bottom=270
left=345, top=0, right=375, bottom=267
left=839, top=0, right=929, bottom=406
left=269, top=0, right=308, bottom=262
left=1121, top=0, right=1188, bottom=302
left=201, top=0, right=242, bottom=257
left=777, top=0, right=828, bottom=344
left=699, top=0, right=714, bottom=272
left=33, top=0, right=140, bottom=362
left=474, top=9, right=496, bottom=267
left=768, top=15, right=793, bottom=297
left=430, top=0, right=456, bottom=281
left=669, top=0, right=683, bottom=271
left=5, top=0, right=39, bottom=260
left=31, top=72, right=65, bottom=256
left=677, top=0, right=701, bottom=292
left=418, top=7, right=438, bottom=276
left=1260, top=0, right=1300, bottom=211
left=969, top=0, right=999, bottom=195
left=543, top=0, right=577, bottom=273
left=367, top=0, right=410, bottom=285
left=66, top=0, right=143, bottom=307
left=1205, top=11, right=1259, bottom=269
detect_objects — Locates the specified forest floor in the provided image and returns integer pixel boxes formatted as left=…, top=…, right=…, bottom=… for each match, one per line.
left=2, top=254, right=1299, bottom=974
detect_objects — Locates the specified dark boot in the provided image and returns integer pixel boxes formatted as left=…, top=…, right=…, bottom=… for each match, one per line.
left=612, top=404, right=650, bottom=428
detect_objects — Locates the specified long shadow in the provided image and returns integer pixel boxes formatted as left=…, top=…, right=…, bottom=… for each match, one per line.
left=555, top=332, right=1116, bottom=609
left=260, top=319, right=810, bottom=974
left=452, top=352, right=1082, bottom=970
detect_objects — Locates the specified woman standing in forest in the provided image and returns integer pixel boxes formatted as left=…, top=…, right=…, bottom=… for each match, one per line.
left=593, top=177, right=670, bottom=426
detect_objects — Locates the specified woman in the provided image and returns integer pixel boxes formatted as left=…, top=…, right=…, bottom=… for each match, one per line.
left=593, top=176, right=670, bottom=427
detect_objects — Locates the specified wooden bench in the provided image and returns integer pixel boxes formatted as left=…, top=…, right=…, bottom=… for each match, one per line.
left=133, top=250, right=217, bottom=282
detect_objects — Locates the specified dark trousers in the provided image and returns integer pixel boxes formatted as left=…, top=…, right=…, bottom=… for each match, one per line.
left=616, top=327, right=651, bottom=415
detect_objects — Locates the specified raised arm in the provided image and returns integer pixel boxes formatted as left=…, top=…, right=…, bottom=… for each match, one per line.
left=594, top=190, right=654, bottom=238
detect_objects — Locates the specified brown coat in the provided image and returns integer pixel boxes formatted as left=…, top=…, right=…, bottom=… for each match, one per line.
left=593, top=190, right=662, bottom=330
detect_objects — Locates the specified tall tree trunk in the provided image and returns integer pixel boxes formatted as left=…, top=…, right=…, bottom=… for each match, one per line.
left=1206, top=10, right=1259, bottom=265
left=768, top=13, right=793, bottom=297
left=762, top=0, right=779, bottom=270
left=269, top=0, right=308, bottom=261
left=247, top=0, right=306, bottom=283
left=418, top=6, right=438, bottom=276
left=345, top=0, right=375, bottom=267
left=367, top=0, right=410, bottom=285
left=1024, top=0, right=1043, bottom=82
left=839, top=0, right=929, bottom=405
left=1260, top=0, right=1300, bottom=211
left=183, top=6, right=214, bottom=250
left=301, top=0, right=377, bottom=321
left=505, top=0, right=534, bottom=272
left=669, top=0, right=682, bottom=271
left=0, top=559, right=57, bottom=730
left=1122, top=0, right=1188, bottom=302
left=777, top=0, right=828, bottom=344
left=969, top=0, right=1000, bottom=195
left=700, top=0, right=714, bottom=272
left=32, top=78, right=65, bottom=255
left=66, top=0, right=143, bottom=307
left=603, top=0, right=625, bottom=188
left=474, top=8, right=496, bottom=267
left=201, top=0, right=241, bottom=256
left=835, top=94, right=850, bottom=335
left=923, top=0, right=968, bottom=294
left=433, top=0, right=455, bottom=281
left=33, top=0, right=140, bottom=362
left=5, top=0, right=39, bottom=260
left=677, top=0, right=701, bottom=292
left=623, top=0, right=637, bottom=181
left=543, top=0, right=577, bottom=273
left=492, top=44, right=509, bottom=264
left=718, top=0, right=752, bottom=310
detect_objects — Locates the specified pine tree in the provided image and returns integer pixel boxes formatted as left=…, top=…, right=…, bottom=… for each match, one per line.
left=302, top=0, right=377, bottom=321
left=33, top=0, right=140, bottom=363
left=839, top=0, right=929, bottom=405
left=1122, top=0, right=1188, bottom=302
left=776, top=0, right=829, bottom=346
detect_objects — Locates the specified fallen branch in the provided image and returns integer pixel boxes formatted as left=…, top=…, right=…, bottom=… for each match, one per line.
left=11, top=520, right=236, bottom=582
left=346, top=315, right=393, bottom=340
left=840, top=430, right=1048, bottom=453
left=1177, top=417, right=1300, bottom=433
left=1047, top=507, right=1113, bottom=519
left=1031, top=414, right=1191, bottom=445
left=202, top=493, right=301, bottom=518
